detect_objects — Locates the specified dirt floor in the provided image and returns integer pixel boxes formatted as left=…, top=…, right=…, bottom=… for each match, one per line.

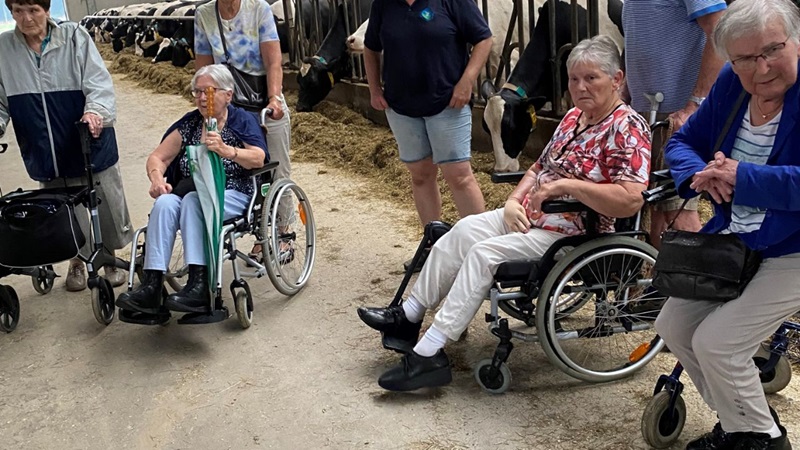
left=0, top=68, right=798, bottom=449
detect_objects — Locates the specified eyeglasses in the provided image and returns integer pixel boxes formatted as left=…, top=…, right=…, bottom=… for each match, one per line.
left=731, top=39, right=789, bottom=70
left=191, top=87, right=220, bottom=98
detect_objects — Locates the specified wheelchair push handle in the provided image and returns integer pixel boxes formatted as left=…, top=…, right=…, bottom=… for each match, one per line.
left=260, top=108, right=275, bottom=127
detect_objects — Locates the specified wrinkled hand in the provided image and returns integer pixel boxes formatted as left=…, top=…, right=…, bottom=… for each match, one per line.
left=266, top=97, right=284, bottom=120
left=449, top=78, right=472, bottom=109
left=149, top=180, right=172, bottom=199
left=690, top=151, right=738, bottom=203
left=526, top=180, right=564, bottom=214
left=81, top=112, right=104, bottom=138
left=667, top=103, right=698, bottom=131
left=370, top=89, right=388, bottom=111
left=204, top=131, right=231, bottom=157
left=504, top=198, right=530, bottom=233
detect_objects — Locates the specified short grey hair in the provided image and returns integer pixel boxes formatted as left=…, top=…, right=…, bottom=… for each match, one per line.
left=713, top=0, right=800, bottom=61
left=566, top=35, right=622, bottom=78
left=191, top=64, right=235, bottom=91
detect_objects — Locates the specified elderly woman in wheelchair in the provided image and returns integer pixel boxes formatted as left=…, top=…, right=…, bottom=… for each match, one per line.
left=358, top=35, right=656, bottom=392
left=116, top=64, right=268, bottom=316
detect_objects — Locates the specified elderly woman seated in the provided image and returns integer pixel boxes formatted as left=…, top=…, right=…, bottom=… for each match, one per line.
left=357, top=35, right=652, bottom=391
left=116, top=64, right=268, bottom=315
left=656, top=0, right=800, bottom=448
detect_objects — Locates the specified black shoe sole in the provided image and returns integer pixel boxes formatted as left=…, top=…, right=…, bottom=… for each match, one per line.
left=382, top=333, right=415, bottom=354
left=378, top=366, right=453, bottom=392
left=164, top=299, right=209, bottom=314
left=116, top=297, right=162, bottom=315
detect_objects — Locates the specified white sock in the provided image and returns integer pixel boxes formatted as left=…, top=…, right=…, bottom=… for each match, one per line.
left=766, top=422, right=782, bottom=439
left=401, top=296, right=425, bottom=323
left=413, top=325, right=448, bottom=357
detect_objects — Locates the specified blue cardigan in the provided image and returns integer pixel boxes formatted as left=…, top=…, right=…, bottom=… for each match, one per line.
left=665, top=63, right=800, bottom=259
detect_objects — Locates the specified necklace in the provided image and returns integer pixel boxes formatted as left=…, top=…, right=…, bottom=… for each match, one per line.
left=754, top=98, right=782, bottom=119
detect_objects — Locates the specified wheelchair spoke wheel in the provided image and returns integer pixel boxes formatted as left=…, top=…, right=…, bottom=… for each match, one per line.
left=31, top=265, right=55, bottom=295
left=165, top=231, right=187, bottom=293
left=641, top=391, right=686, bottom=449
left=0, top=285, right=21, bottom=333
left=261, top=180, right=316, bottom=296
left=91, top=277, right=115, bottom=325
left=754, top=343, right=792, bottom=394
left=536, top=237, right=666, bottom=382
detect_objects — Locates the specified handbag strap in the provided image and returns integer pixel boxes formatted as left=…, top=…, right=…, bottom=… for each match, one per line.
left=666, top=90, right=748, bottom=230
left=214, top=1, right=232, bottom=62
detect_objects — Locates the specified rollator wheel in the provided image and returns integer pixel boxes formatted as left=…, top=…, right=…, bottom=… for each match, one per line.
left=536, top=236, right=666, bottom=382
left=234, top=290, right=253, bottom=329
left=261, top=179, right=316, bottom=296
left=0, top=285, right=21, bottom=333
left=165, top=232, right=187, bottom=293
left=641, top=391, right=686, bottom=449
left=754, top=343, right=792, bottom=394
left=91, top=278, right=115, bottom=325
left=31, top=265, right=55, bottom=295
left=473, top=358, right=512, bottom=394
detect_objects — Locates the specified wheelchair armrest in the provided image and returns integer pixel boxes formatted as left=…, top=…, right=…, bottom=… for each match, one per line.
left=642, top=180, right=677, bottom=204
left=649, top=169, right=673, bottom=183
left=541, top=199, right=590, bottom=214
left=491, top=171, right=526, bottom=184
left=246, top=160, right=280, bottom=178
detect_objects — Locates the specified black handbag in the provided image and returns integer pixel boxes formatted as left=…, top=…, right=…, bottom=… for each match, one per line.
left=0, top=189, right=86, bottom=267
left=651, top=91, right=761, bottom=302
left=215, top=3, right=268, bottom=112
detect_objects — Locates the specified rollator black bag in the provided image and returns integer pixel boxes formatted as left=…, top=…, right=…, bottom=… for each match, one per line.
left=0, top=189, right=86, bottom=267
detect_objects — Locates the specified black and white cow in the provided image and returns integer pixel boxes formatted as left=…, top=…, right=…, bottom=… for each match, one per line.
left=272, top=0, right=334, bottom=58
left=482, top=0, right=623, bottom=172
left=296, top=1, right=372, bottom=112
left=152, top=2, right=207, bottom=67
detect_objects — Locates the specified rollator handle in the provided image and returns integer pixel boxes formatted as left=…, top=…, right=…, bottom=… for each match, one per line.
left=260, top=108, right=275, bottom=127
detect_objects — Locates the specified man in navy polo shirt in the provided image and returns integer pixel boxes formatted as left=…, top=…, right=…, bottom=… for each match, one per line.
left=363, top=0, right=493, bottom=271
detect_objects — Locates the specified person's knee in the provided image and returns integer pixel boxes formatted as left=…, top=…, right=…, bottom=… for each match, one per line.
left=407, top=161, right=437, bottom=186
left=691, top=324, right=728, bottom=360
left=441, top=162, right=477, bottom=190
left=152, top=194, right=181, bottom=215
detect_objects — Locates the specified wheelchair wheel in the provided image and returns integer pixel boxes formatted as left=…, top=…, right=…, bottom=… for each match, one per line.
left=754, top=343, right=792, bottom=394
left=497, top=289, right=591, bottom=327
left=165, top=232, right=187, bottom=293
left=261, top=179, right=316, bottom=296
left=474, top=358, right=512, bottom=394
left=641, top=391, right=686, bottom=449
left=91, top=277, right=115, bottom=325
left=234, top=289, right=253, bottom=329
left=31, top=265, right=55, bottom=295
left=0, top=285, right=20, bottom=333
left=536, top=236, right=666, bottom=382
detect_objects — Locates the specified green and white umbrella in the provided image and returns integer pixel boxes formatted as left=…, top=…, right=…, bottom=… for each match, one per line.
left=186, top=117, right=226, bottom=295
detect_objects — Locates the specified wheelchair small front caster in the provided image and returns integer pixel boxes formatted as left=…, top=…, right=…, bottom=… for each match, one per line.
left=31, top=265, right=56, bottom=295
left=0, top=285, right=21, bottom=333
left=234, top=289, right=253, bottom=329
left=473, top=358, right=512, bottom=394
left=91, top=277, right=115, bottom=325
left=754, top=343, right=792, bottom=394
left=641, top=390, right=686, bottom=449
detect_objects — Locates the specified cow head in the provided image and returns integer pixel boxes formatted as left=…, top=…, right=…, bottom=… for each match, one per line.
left=296, top=56, right=336, bottom=112
left=171, top=38, right=194, bottom=67
left=481, top=80, right=546, bottom=173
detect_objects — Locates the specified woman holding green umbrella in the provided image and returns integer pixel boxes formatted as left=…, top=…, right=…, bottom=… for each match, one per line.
left=116, top=64, right=268, bottom=315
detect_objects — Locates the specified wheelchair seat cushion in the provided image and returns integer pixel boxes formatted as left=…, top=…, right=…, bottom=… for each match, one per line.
left=495, top=260, right=539, bottom=284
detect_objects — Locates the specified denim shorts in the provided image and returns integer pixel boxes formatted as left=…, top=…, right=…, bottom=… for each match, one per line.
left=385, top=105, right=472, bottom=164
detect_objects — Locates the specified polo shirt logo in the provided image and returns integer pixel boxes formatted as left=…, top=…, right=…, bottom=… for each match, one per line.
left=420, top=8, right=434, bottom=21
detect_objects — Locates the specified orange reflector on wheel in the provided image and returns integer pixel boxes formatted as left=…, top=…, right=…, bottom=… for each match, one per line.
left=629, top=342, right=651, bottom=362
left=298, top=203, right=307, bottom=225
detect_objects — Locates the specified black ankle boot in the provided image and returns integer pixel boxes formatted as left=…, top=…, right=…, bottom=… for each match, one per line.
left=116, top=270, right=164, bottom=314
left=164, top=265, right=210, bottom=313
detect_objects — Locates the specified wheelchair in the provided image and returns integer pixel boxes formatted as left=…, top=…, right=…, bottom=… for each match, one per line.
left=389, top=166, right=679, bottom=394
left=0, top=124, right=131, bottom=330
left=119, top=158, right=317, bottom=328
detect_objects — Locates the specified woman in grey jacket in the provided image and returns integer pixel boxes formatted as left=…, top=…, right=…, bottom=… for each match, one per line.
left=0, top=0, right=132, bottom=291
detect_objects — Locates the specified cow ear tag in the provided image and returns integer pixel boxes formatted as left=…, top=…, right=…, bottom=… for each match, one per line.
left=528, top=105, right=538, bottom=130
left=420, top=8, right=434, bottom=21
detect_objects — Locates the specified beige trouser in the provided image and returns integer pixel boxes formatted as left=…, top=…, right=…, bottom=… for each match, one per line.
left=411, top=208, right=565, bottom=341
left=655, top=253, right=800, bottom=433
left=263, top=94, right=294, bottom=224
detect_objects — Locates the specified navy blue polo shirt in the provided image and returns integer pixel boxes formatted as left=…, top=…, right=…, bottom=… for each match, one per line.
left=364, top=0, right=491, bottom=118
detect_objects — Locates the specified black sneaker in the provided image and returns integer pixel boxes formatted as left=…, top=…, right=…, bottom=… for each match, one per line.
left=357, top=304, right=422, bottom=353
left=686, top=422, right=734, bottom=450
left=378, top=349, right=452, bottom=391
left=729, top=426, right=791, bottom=450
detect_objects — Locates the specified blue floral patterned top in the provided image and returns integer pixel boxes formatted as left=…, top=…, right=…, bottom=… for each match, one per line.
left=194, top=0, right=279, bottom=76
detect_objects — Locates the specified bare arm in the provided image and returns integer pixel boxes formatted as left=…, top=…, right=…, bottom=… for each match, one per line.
left=146, top=130, right=183, bottom=198
left=530, top=179, right=647, bottom=218
left=194, top=54, right=214, bottom=70
left=364, top=48, right=388, bottom=110
left=260, top=40, right=285, bottom=119
left=450, top=37, right=492, bottom=108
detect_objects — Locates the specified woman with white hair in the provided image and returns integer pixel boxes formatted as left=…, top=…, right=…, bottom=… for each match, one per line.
left=657, top=0, right=800, bottom=448
left=116, top=64, right=268, bottom=315
left=358, top=35, right=652, bottom=392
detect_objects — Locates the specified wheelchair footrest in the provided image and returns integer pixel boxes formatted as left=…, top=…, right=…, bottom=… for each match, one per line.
left=177, top=307, right=229, bottom=324
left=119, top=308, right=171, bottom=325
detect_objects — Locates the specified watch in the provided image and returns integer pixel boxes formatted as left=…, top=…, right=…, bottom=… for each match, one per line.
left=689, top=95, right=706, bottom=106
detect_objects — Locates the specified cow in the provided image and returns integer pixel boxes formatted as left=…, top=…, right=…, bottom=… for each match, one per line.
left=272, top=0, right=333, bottom=57
left=482, top=0, right=623, bottom=173
left=296, top=1, right=372, bottom=112
left=152, top=2, right=205, bottom=67
left=345, top=18, right=367, bottom=54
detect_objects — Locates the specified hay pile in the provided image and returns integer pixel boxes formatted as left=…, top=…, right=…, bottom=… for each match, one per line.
left=98, top=44, right=195, bottom=100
